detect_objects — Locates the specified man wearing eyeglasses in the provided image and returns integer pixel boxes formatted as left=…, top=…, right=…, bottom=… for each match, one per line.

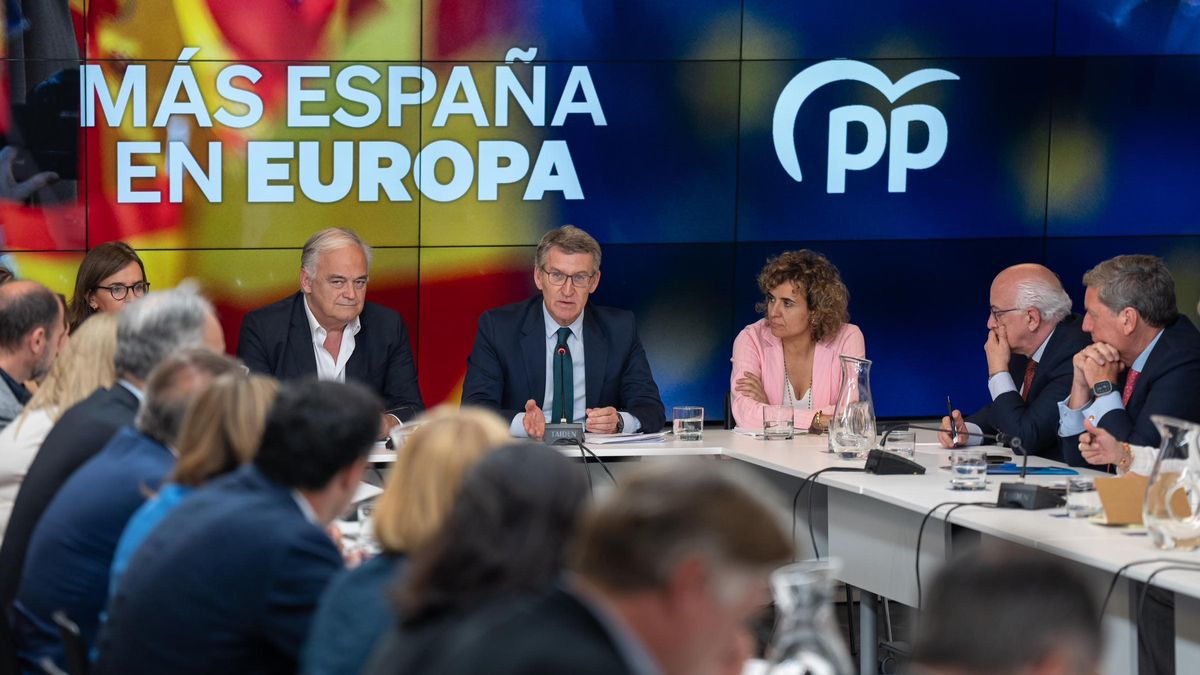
left=462, top=226, right=665, bottom=439
left=939, top=264, right=1090, bottom=460
left=237, top=228, right=424, bottom=429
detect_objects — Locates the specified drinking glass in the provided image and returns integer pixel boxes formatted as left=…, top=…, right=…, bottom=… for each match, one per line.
left=672, top=406, right=704, bottom=441
left=949, top=448, right=987, bottom=490
left=763, top=405, right=795, bottom=440
left=1066, top=476, right=1102, bottom=519
left=882, top=430, right=916, bottom=459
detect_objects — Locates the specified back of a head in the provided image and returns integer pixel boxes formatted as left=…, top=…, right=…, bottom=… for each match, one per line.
left=0, top=280, right=61, bottom=355
left=1082, top=254, right=1177, bottom=328
left=373, top=405, right=511, bottom=556
left=573, top=461, right=792, bottom=592
left=134, top=349, right=241, bottom=448
left=400, top=442, right=588, bottom=624
left=22, top=312, right=118, bottom=418
left=912, top=548, right=1101, bottom=675
left=254, top=379, right=382, bottom=490
left=114, top=284, right=216, bottom=381
left=170, top=372, right=279, bottom=488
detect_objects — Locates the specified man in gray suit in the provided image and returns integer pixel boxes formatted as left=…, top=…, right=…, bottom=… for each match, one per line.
left=0, top=281, right=66, bottom=431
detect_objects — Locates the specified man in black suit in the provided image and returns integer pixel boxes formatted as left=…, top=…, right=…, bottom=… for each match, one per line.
left=1059, top=254, right=1200, bottom=466
left=238, top=227, right=423, bottom=426
left=429, top=462, right=793, bottom=675
left=95, top=380, right=380, bottom=675
left=461, top=226, right=665, bottom=439
left=940, top=264, right=1091, bottom=459
left=0, top=285, right=224, bottom=673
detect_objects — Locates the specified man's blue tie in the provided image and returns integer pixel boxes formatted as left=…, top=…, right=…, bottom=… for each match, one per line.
left=552, top=327, right=573, bottom=423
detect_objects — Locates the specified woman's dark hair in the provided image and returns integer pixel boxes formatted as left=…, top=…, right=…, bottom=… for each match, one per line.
left=397, top=443, right=588, bottom=625
left=67, top=241, right=146, bottom=332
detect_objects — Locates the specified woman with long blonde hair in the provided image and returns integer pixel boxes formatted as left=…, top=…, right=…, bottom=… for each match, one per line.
left=0, top=313, right=118, bottom=537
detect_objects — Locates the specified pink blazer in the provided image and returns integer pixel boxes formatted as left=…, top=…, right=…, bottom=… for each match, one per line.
left=730, top=319, right=866, bottom=429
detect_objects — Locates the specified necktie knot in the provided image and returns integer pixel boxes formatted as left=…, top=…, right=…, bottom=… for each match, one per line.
left=556, top=326, right=572, bottom=347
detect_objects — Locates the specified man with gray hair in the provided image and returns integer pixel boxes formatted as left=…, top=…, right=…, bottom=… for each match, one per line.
left=12, top=349, right=238, bottom=671
left=1058, top=254, right=1200, bottom=466
left=940, top=264, right=1091, bottom=459
left=0, top=283, right=225, bottom=647
left=238, top=227, right=423, bottom=428
left=428, top=461, right=792, bottom=675
left=462, top=225, right=665, bottom=439
left=0, top=280, right=67, bottom=432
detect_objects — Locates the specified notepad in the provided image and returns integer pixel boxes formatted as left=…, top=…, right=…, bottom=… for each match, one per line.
left=987, top=463, right=1078, bottom=476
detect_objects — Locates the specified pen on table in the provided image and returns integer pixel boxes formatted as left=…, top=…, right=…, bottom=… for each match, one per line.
left=946, top=395, right=958, bottom=446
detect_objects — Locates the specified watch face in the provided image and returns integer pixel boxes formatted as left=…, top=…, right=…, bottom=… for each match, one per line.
left=1093, top=380, right=1114, bottom=396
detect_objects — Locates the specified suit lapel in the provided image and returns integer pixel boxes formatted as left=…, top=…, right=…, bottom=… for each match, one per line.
left=521, top=300, right=547, bottom=408
left=346, top=313, right=367, bottom=383
left=583, top=310, right=608, bottom=408
left=287, top=294, right=319, bottom=378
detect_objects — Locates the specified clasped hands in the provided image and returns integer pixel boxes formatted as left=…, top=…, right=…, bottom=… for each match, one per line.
left=522, top=399, right=621, bottom=440
left=1068, top=342, right=1126, bottom=408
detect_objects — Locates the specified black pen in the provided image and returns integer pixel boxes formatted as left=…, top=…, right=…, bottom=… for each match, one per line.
left=946, top=395, right=958, bottom=445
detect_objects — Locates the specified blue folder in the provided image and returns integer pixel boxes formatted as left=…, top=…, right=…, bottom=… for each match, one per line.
left=987, top=463, right=1078, bottom=476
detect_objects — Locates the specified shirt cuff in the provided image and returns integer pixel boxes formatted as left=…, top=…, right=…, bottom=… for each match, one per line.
left=1082, top=391, right=1123, bottom=430
left=962, top=422, right=985, bottom=446
left=510, top=412, right=528, bottom=437
left=1057, top=395, right=1088, bottom=437
left=1129, top=445, right=1156, bottom=476
left=619, top=412, right=641, bottom=434
left=987, top=372, right=1018, bottom=401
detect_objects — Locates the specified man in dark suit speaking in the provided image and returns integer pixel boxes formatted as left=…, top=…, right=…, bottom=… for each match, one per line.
left=462, top=226, right=665, bottom=439
left=238, top=228, right=424, bottom=426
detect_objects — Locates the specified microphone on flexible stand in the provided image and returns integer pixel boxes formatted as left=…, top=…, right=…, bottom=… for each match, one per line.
left=886, top=423, right=1061, bottom=510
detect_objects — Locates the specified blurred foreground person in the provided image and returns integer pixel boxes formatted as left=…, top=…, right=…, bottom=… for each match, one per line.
left=426, top=461, right=792, bottom=675
left=95, top=380, right=382, bottom=675
left=911, top=547, right=1101, bottom=675
left=301, top=406, right=509, bottom=675
left=361, top=442, right=587, bottom=675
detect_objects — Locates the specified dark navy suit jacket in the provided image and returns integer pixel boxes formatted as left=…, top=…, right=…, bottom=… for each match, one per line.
left=94, top=466, right=343, bottom=675
left=461, top=297, right=666, bottom=433
left=11, top=427, right=172, bottom=670
left=0, top=384, right=138, bottom=675
left=966, top=314, right=1091, bottom=460
left=1061, top=314, right=1200, bottom=466
left=237, top=292, right=424, bottom=420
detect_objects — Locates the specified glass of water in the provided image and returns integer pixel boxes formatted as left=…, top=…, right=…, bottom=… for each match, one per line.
left=672, top=406, right=704, bottom=441
left=763, top=405, right=795, bottom=440
left=882, top=429, right=916, bottom=459
left=949, top=448, right=988, bottom=490
left=1066, top=476, right=1102, bottom=518
left=831, top=401, right=875, bottom=460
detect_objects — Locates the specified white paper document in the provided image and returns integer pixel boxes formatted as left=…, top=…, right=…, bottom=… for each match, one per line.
left=584, top=431, right=670, bottom=444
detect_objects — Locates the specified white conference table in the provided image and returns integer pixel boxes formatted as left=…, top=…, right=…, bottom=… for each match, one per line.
left=370, top=429, right=1200, bottom=673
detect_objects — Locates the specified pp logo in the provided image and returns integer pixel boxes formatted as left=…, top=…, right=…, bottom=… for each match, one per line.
left=772, top=60, right=959, bottom=193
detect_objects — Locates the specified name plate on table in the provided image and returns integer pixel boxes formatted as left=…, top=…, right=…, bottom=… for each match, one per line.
left=544, top=423, right=585, bottom=446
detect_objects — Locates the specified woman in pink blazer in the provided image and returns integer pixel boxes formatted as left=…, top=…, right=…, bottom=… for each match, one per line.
left=731, top=250, right=865, bottom=431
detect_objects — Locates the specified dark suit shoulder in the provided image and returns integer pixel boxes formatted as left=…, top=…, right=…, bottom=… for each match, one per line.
left=242, top=293, right=301, bottom=327
left=359, top=300, right=403, bottom=325
left=478, top=297, right=542, bottom=326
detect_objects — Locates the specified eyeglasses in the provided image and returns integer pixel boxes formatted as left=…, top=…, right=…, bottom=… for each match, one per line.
left=540, top=267, right=595, bottom=289
left=95, top=281, right=150, bottom=301
left=990, top=306, right=1022, bottom=321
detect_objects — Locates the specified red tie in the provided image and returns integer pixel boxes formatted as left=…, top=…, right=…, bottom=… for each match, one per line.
left=1122, top=370, right=1141, bottom=407
left=1021, top=360, right=1037, bottom=402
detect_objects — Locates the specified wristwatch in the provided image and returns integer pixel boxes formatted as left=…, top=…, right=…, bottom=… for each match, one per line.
left=615, top=413, right=624, bottom=433
left=1092, top=380, right=1115, bottom=397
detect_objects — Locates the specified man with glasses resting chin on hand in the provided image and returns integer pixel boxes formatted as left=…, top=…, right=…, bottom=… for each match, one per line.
left=462, top=226, right=665, bottom=440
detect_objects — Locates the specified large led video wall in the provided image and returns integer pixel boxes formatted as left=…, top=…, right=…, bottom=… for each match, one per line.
left=2, top=1, right=1199, bottom=418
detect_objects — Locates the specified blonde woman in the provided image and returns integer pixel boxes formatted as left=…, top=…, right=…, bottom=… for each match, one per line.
left=301, top=405, right=510, bottom=675
left=0, top=313, right=117, bottom=537
left=109, top=372, right=279, bottom=596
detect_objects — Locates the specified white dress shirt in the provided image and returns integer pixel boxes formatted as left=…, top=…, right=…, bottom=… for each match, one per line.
left=303, top=296, right=361, bottom=383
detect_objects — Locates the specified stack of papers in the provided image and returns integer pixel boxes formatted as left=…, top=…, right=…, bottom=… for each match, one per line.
left=584, top=431, right=670, bottom=445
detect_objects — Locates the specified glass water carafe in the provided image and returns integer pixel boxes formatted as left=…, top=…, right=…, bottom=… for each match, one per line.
left=1143, top=415, right=1200, bottom=550
left=828, top=356, right=876, bottom=459
left=763, top=560, right=855, bottom=675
